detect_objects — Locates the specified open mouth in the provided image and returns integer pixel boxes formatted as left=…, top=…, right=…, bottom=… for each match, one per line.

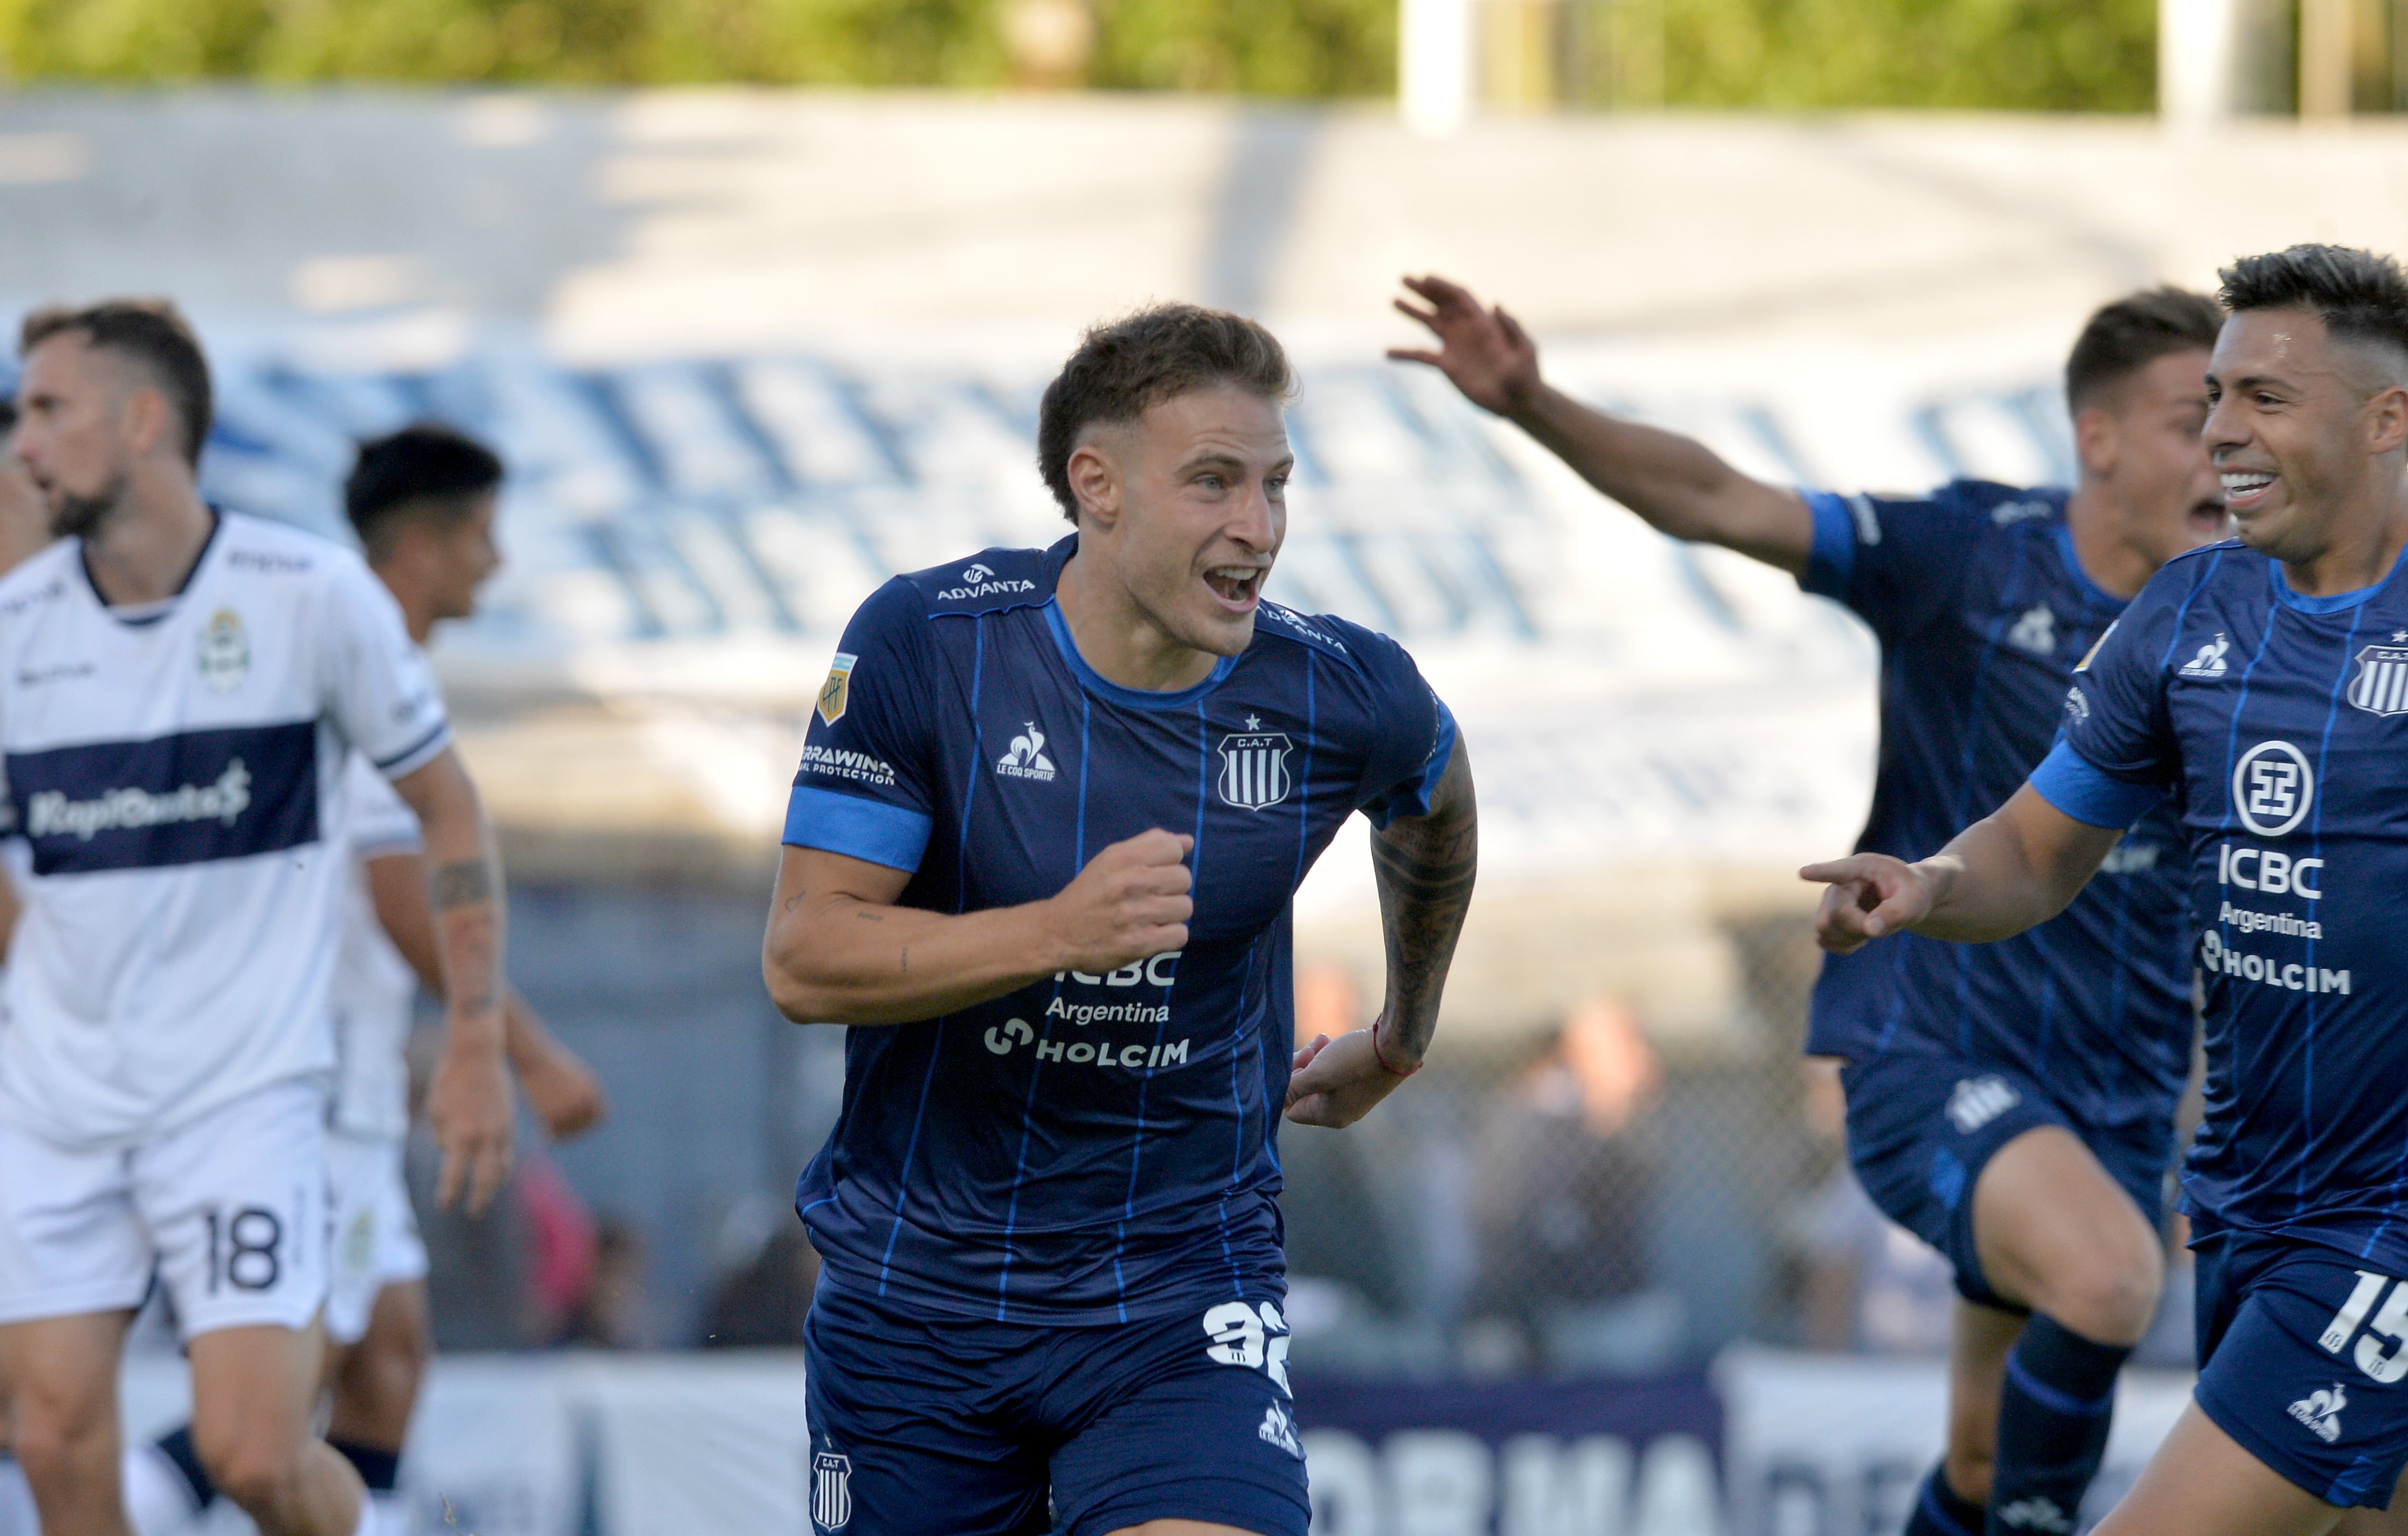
left=2221, top=469, right=2277, bottom=512
left=1203, top=566, right=1266, bottom=610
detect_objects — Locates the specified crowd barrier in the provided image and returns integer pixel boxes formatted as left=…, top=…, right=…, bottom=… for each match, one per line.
left=119, top=1348, right=2193, bottom=1535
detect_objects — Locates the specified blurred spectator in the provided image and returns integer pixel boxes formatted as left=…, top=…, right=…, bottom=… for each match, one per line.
left=1459, top=999, right=1662, bottom=1370
left=1278, top=966, right=1408, bottom=1315
left=702, top=1228, right=821, bottom=1348
left=1792, top=1059, right=1955, bottom=1354
left=521, top=1151, right=600, bottom=1339
left=556, top=1220, right=652, bottom=1348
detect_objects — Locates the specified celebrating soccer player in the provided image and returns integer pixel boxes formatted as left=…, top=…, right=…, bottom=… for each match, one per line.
left=1394, top=273, right=2225, bottom=1535
left=1808, top=242, right=2408, bottom=1534
left=764, top=305, right=1476, bottom=1536
left=0, top=304, right=514, bottom=1536
left=125, top=425, right=609, bottom=1536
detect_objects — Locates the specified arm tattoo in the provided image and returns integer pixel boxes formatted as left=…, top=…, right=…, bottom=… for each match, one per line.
left=1371, top=749, right=1478, bottom=1061
left=431, top=858, right=496, bottom=911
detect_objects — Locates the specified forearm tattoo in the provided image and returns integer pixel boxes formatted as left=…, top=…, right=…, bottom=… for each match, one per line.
left=431, top=858, right=496, bottom=911
left=430, top=858, right=501, bottom=1013
left=1371, top=752, right=1478, bottom=1059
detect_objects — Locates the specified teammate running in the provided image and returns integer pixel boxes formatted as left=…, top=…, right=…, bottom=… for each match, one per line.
left=1392, top=274, right=2225, bottom=1535
left=1808, top=241, right=2408, bottom=1533
left=764, top=304, right=1476, bottom=1536
left=0, top=302, right=514, bottom=1536
left=124, top=425, right=609, bottom=1536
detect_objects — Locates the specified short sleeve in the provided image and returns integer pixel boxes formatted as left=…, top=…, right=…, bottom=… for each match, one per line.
left=317, top=554, right=451, bottom=779
left=782, top=580, right=942, bottom=873
left=1797, top=486, right=1991, bottom=643
left=2030, top=570, right=2188, bottom=829
left=344, top=753, right=424, bottom=860
left=1346, top=628, right=1458, bottom=830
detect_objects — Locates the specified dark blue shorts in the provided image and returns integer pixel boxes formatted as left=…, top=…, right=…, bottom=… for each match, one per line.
left=1840, top=1050, right=2169, bottom=1309
left=2192, top=1228, right=2408, bottom=1510
left=802, top=1280, right=1310, bottom=1536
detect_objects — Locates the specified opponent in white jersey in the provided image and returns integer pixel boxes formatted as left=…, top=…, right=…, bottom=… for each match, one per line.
left=126, top=425, right=608, bottom=1536
left=0, top=303, right=514, bottom=1536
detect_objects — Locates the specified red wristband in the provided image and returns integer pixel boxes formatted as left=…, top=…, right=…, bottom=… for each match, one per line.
left=1369, top=1020, right=1421, bottom=1078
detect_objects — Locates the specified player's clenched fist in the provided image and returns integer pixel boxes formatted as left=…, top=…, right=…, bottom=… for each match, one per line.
left=1046, top=829, right=1194, bottom=974
left=1800, top=853, right=1936, bottom=954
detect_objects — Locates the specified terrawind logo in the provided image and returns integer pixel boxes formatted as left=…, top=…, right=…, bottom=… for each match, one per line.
left=27, top=760, right=252, bottom=841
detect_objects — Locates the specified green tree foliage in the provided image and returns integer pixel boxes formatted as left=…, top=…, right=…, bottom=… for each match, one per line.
left=0, top=0, right=2151, bottom=109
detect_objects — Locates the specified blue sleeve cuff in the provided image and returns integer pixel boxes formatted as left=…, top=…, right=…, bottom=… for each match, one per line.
left=1799, top=490, right=1857, bottom=600
left=1365, top=699, right=1459, bottom=830
left=2029, top=740, right=2164, bottom=830
left=782, top=786, right=933, bottom=872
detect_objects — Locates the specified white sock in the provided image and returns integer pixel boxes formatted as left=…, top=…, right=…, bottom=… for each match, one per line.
left=121, top=1444, right=205, bottom=1536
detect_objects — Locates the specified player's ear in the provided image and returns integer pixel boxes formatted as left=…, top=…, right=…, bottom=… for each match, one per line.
left=2072, top=404, right=2118, bottom=480
left=2365, top=383, right=2408, bottom=457
left=120, top=382, right=171, bottom=461
left=1066, top=439, right=1120, bottom=530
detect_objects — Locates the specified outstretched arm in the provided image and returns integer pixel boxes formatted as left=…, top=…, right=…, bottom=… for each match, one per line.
left=390, top=747, right=514, bottom=1212
left=1389, top=274, right=1812, bottom=574
left=1286, top=741, right=1477, bottom=1128
left=1801, top=784, right=2124, bottom=954
left=763, top=830, right=1195, bottom=1026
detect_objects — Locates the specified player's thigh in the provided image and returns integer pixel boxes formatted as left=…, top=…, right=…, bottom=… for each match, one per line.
left=1048, top=1300, right=1308, bottom=1536
left=327, top=1279, right=431, bottom=1445
left=133, top=1079, right=332, bottom=1339
left=1942, top=1299, right=2029, bottom=1496
left=0, top=1309, right=131, bottom=1443
left=1972, top=1123, right=2163, bottom=1335
left=0, top=1114, right=151, bottom=1330
left=802, top=1290, right=1049, bottom=1536
left=2093, top=1403, right=2343, bottom=1536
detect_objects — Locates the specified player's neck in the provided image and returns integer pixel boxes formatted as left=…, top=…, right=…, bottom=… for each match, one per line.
left=371, top=562, right=440, bottom=644
left=1055, top=548, right=1221, bottom=692
left=79, top=477, right=214, bottom=608
left=2061, top=486, right=2152, bottom=600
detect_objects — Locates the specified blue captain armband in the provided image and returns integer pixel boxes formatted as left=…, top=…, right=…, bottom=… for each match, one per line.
left=783, top=786, right=933, bottom=873
left=2029, top=740, right=2164, bottom=831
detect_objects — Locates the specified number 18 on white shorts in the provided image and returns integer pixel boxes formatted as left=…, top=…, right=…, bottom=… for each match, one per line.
left=0, top=1079, right=330, bottom=1336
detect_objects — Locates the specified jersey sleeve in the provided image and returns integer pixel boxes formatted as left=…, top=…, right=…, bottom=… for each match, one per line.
left=2028, top=570, right=2188, bottom=829
left=344, top=753, right=424, bottom=860
left=1797, top=487, right=1988, bottom=643
left=316, top=554, right=452, bottom=780
left=1346, top=628, right=1459, bottom=830
left=782, top=579, right=942, bottom=873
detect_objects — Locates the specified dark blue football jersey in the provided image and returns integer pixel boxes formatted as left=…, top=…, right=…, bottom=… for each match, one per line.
left=1799, top=482, right=2193, bottom=1132
left=782, top=536, right=1456, bottom=1326
left=2036, top=536, right=2408, bottom=1271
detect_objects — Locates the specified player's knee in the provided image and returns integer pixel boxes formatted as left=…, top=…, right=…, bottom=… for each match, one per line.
left=9, top=1406, right=108, bottom=1491
left=2046, top=1239, right=2163, bottom=1344
left=194, top=1426, right=308, bottom=1515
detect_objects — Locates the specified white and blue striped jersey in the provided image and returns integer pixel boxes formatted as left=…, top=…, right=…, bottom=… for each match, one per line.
left=329, top=751, right=425, bottom=1142
left=0, top=514, right=450, bottom=1148
left=2036, top=535, right=2408, bottom=1269
left=782, top=537, right=1456, bottom=1325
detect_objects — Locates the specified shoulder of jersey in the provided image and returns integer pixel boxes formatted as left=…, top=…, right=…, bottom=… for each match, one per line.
left=1251, top=601, right=1375, bottom=672
left=1935, top=478, right=2068, bottom=527
left=2164, top=535, right=2248, bottom=572
left=900, top=546, right=1052, bottom=618
left=214, top=510, right=364, bottom=581
left=0, top=538, right=83, bottom=620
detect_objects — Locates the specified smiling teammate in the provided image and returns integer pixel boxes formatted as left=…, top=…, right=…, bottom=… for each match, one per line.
left=1393, top=275, right=2225, bottom=1535
left=763, top=305, right=1477, bottom=1536
left=0, top=303, right=513, bottom=1536
left=1808, top=243, right=2408, bottom=1535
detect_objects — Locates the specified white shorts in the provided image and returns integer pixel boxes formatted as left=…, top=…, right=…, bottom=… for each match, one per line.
left=324, top=1131, right=428, bottom=1346
left=0, top=1079, right=331, bottom=1337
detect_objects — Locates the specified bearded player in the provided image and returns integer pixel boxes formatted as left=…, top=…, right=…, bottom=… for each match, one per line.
left=764, top=304, right=1477, bottom=1536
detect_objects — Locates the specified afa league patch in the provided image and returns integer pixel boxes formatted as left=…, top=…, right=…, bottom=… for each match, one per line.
left=817, top=653, right=857, bottom=727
